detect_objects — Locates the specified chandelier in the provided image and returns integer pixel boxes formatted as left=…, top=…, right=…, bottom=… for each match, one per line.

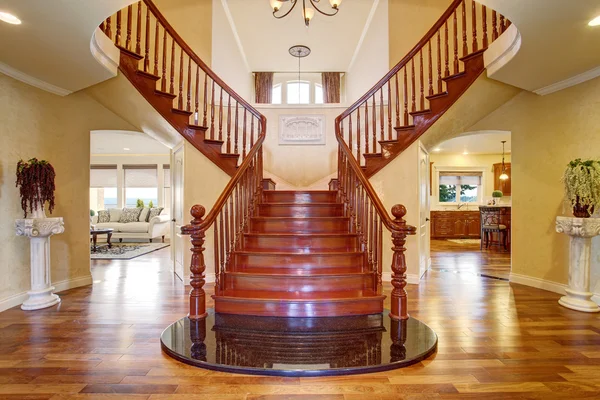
left=270, top=0, right=343, bottom=27
left=499, top=141, right=509, bottom=180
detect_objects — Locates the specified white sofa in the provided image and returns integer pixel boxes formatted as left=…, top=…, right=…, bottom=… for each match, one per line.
left=92, top=208, right=171, bottom=243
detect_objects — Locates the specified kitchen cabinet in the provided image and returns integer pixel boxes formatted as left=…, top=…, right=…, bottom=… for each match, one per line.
left=493, top=163, right=511, bottom=196
left=431, top=211, right=481, bottom=238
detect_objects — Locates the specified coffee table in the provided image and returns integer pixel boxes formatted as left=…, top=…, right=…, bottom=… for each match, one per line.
left=90, top=228, right=113, bottom=252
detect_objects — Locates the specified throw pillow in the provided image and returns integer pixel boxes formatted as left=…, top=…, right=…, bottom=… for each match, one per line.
left=109, top=208, right=122, bottom=222
left=119, top=208, right=142, bottom=223
left=97, top=210, right=110, bottom=223
left=148, top=207, right=164, bottom=221
left=138, top=207, right=150, bottom=222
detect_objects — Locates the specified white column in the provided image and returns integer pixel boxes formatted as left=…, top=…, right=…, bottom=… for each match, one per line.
left=556, top=216, right=600, bottom=313
left=15, top=217, right=65, bottom=310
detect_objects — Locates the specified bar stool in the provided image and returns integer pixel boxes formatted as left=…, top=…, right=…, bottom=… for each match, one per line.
left=479, top=206, right=508, bottom=250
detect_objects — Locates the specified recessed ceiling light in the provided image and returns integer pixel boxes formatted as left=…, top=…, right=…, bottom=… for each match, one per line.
left=589, top=15, right=600, bottom=26
left=123, top=147, right=130, bottom=151
left=462, top=150, right=469, bottom=155
left=433, top=148, right=441, bottom=152
left=0, top=11, right=21, bottom=25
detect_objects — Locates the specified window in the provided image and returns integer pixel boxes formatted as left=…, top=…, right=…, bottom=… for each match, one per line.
left=315, top=83, right=324, bottom=104
left=287, top=81, right=310, bottom=104
left=438, top=172, right=482, bottom=203
left=272, top=84, right=282, bottom=104
left=163, top=164, right=171, bottom=210
left=124, top=165, right=158, bottom=208
left=90, top=165, right=117, bottom=211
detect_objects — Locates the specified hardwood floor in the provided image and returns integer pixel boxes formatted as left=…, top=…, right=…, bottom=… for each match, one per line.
left=1, top=246, right=599, bottom=399
left=431, top=239, right=511, bottom=280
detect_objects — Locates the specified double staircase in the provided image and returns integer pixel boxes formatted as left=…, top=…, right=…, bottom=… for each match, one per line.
left=99, top=0, right=510, bottom=322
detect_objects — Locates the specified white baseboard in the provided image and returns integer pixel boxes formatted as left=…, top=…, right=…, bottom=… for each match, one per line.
left=0, top=274, right=93, bottom=313
left=509, top=272, right=567, bottom=295
left=382, top=272, right=421, bottom=285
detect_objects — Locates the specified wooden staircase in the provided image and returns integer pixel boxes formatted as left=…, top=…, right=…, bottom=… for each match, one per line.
left=214, top=190, right=385, bottom=317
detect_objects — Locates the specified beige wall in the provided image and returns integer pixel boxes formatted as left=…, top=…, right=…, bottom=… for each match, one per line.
left=468, top=76, right=600, bottom=287
left=0, top=73, right=136, bottom=309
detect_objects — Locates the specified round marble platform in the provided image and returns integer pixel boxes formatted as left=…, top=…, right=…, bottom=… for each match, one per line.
left=160, top=309, right=437, bottom=376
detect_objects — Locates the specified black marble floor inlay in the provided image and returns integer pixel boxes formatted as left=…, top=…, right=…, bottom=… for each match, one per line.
left=160, top=309, right=438, bottom=376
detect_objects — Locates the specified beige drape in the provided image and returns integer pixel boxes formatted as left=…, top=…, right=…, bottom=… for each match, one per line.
left=322, top=72, right=341, bottom=103
left=254, top=72, right=274, bottom=103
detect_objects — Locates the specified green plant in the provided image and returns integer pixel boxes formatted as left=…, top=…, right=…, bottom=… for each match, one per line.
left=148, top=200, right=154, bottom=208
left=90, top=209, right=96, bottom=217
left=492, top=190, right=503, bottom=198
left=136, top=199, right=144, bottom=208
left=15, top=158, right=56, bottom=217
left=563, top=158, right=600, bottom=210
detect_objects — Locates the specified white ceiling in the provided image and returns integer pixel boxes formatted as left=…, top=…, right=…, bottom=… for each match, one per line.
left=91, top=131, right=170, bottom=155
left=433, top=131, right=511, bottom=155
left=480, top=0, right=600, bottom=93
left=225, top=0, right=376, bottom=72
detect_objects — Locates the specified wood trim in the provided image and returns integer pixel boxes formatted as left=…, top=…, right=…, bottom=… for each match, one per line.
left=90, top=164, right=118, bottom=170
left=122, top=164, right=158, bottom=169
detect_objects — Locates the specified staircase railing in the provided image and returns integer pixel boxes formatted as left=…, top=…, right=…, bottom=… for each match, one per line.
left=100, top=0, right=267, bottom=320
left=335, top=0, right=510, bottom=320
left=100, top=0, right=262, bottom=166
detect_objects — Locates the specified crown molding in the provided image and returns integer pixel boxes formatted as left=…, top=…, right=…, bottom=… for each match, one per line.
left=533, top=65, right=600, bottom=96
left=0, top=61, right=72, bottom=96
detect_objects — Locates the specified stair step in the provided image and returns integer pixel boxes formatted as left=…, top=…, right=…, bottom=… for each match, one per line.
left=460, top=48, right=486, bottom=62
left=224, top=272, right=374, bottom=292
left=232, top=251, right=365, bottom=269
left=363, top=153, right=382, bottom=160
left=204, top=138, right=224, bottom=152
left=410, top=108, right=431, bottom=117
left=136, top=69, right=161, bottom=81
left=394, top=125, right=416, bottom=132
left=250, top=217, right=349, bottom=233
left=243, top=233, right=359, bottom=252
left=155, top=89, right=177, bottom=99
left=263, top=190, right=338, bottom=204
left=426, top=91, right=448, bottom=101
left=188, top=124, right=208, bottom=131
left=257, top=203, right=343, bottom=217
left=117, top=45, right=143, bottom=60
left=442, top=71, right=466, bottom=82
left=214, top=289, right=385, bottom=317
left=172, top=108, right=193, bottom=116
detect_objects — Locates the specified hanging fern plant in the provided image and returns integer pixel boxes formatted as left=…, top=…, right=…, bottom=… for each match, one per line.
left=562, top=158, right=600, bottom=217
left=15, top=158, right=56, bottom=218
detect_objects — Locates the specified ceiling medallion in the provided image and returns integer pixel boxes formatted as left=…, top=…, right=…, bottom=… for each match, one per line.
left=271, top=0, right=342, bottom=27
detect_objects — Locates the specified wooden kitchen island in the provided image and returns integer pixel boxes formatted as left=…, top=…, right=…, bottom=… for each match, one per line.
left=430, top=206, right=511, bottom=241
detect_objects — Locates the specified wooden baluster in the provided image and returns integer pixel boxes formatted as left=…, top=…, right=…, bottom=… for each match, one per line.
left=379, top=89, right=384, bottom=142
left=143, top=7, right=150, bottom=72
left=126, top=4, right=132, bottom=50
left=357, top=108, right=361, bottom=162
left=116, top=10, right=122, bottom=46
left=368, top=202, right=374, bottom=269
left=224, top=198, right=230, bottom=261
left=100, top=20, right=105, bottom=33
left=372, top=95, right=376, bottom=153
left=213, top=217, right=220, bottom=291
left=389, top=204, right=411, bottom=321
left=419, top=49, right=425, bottom=110
left=428, top=41, right=433, bottom=96
left=492, top=10, right=498, bottom=40
left=161, top=29, right=167, bottom=92
left=169, top=38, right=175, bottom=94
left=234, top=187, right=239, bottom=248
left=229, top=197, right=234, bottom=251
left=437, top=30, right=442, bottom=92
left=219, top=213, right=225, bottom=292
left=202, top=74, right=208, bottom=126
left=242, top=109, right=247, bottom=159
left=194, top=66, right=199, bottom=125
left=387, top=82, right=392, bottom=140
left=453, top=9, right=459, bottom=73
left=219, top=88, right=224, bottom=141
left=136, top=2, right=142, bottom=54
left=378, top=218, right=383, bottom=285
left=210, top=80, right=215, bottom=139
left=444, top=20, right=450, bottom=77
left=188, top=205, right=207, bottom=320
left=395, top=74, right=400, bottom=127
left=403, top=68, right=409, bottom=124
left=472, top=0, right=478, bottom=52
left=462, top=0, right=468, bottom=56
left=153, top=20, right=159, bottom=76
left=349, top=114, right=354, bottom=158
left=364, top=101, right=369, bottom=154
left=250, top=116, right=254, bottom=147
left=499, top=15, right=506, bottom=34
left=226, top=94, right=231, bottom=153
left=106, top=16, right=112, bottom=39
left=186, top=57, right=192, bottom=112
left=178, top=48, right=184, bottom=109
left=411, top=58, right=416, bottom=113
left=233, top=102, right=239, bottom=155
left=482, top=5, right=488, bottom=48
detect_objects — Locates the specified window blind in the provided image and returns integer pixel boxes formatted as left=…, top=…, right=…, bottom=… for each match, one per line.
left=439, top=172, right=482, bottom=186
left=90, top=165, right=117, bottom=188
left=124, top=165, right=157, bottom=188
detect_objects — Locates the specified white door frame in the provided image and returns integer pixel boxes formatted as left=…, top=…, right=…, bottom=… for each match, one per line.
left=171, top=143, right=185, bottom=281
left=418, top=142, right=431, bottom=278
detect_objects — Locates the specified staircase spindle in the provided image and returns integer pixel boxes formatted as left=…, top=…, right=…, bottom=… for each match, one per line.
left=106, top=17, right=112, bottom=39
left=349, top=114, right=353, bottom=156
left=368, top=202, right=374, bottom=269
left=462, top=0, right=468, bottom=56
left=492, top=10, right=498, bottom=40
left=364, top=101, right=369, bottom=154
left=428, top=40, right=433, bottom=96
left=472, top=1, right=478, bottom=52
left=186, top=57, right=192, bottom=112
left=250, top=116, right=254, bottom=147
left=115, top=11, right=122, bottom=46
left=444, top=20, right=450, bottom=77
left=203, top=74, right=208, bottom=126
left=153, top=20, right=159, bottom=76
left=224, top=200, right=230, bottom=261
left=410, top=59, right=416, bottom=113
left=453, top=9, right=459, bottom=74
left=194, top=66, right=199, bottom=124
left=226, top=94, right=231, bottom=153
left=144, top=6, right=150, bottom=72
left=243, top=109, right=247, bottom=159
left=126, top=4, right=132, bottom=50
left=210, top=80, right=215, bottom=139
left=219, top=88, right=224, bottom=141
left=387, top=82, right=392, bottom=140
left=178, top=48, right=184, bottom=109
left=482, top=5, right=488, bottom=48
left=234, top=102, right=239, bottom=154
left=219, top=213, right=225, bottom=292
left=403, top=68, right=409, bottom=124
left=229, top=197, right=234, bottom=252
left=161, top=29, right=167, bottom=92
left=169, top=38, right=175, bottom=94
left=357, top=108, right=361, bottom=162
left=437, top=30, right=442, bottom=92
left=395, top=74, right=400, bottom=127
left=499, top=15, right=505, bottom=34
left=419, top=48, right=425, bottom=109
left=372, top=95, right=376, bottom=153
left=378, top=219, right=383, bottom=285
left=213, top=221, right=220, bottom=291
left=379, top=89, right=384, bottom=142
left=136, top=1, right=142, bottom=54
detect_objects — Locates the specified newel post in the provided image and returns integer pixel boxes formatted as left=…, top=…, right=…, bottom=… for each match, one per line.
left=189, top=205, right=208, bottom=320
left=390, top=204, right=410, bottom=321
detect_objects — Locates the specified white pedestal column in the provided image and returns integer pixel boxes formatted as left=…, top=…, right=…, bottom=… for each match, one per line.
left=15, top=217, right=65, bottom=311
left=555, top=216, right=600, bottom=313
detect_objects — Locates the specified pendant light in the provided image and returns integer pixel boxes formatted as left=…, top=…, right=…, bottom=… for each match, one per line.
left=499, top=140, right=509, bottom=180
left=289, top=45, right=310, bottom=104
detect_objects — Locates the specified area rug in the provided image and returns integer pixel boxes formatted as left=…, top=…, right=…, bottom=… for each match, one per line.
left=91, top=243, right=170, bottom=260
left=446, top=239, right=481, bottom=245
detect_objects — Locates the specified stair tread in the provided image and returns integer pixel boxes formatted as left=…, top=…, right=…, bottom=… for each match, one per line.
left=252, top=216, right=349, bottom=220
left=234, top=251, right=363, bottom=256
left=226, top=271, right=371, bottom=277
left=244, top=233, right=358, bottom=237
left=264, top=190, right=335, bottom=194
left=260, top=202, right=342, bottom=206
left=216, top=289, right=384, bottom=301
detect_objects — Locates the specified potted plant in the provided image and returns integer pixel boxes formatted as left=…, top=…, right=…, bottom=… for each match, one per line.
left=15, top=158, right=56, bottom=218
left=563, top=158, right=600, bottom=218
left=136, top=199, right=144, bottom=208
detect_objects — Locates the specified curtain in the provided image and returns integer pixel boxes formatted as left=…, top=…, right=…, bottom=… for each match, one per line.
left=439, top=172, right=482, bottom=186
left=322, top=72, right=341, bottom=103
left=254, top=72, right=274, bottom=103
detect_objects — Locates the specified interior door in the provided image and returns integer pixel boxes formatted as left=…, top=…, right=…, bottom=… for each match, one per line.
left=418, top=143, right=430, bottom=278
left=172, top=145, right=185, bottom=281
